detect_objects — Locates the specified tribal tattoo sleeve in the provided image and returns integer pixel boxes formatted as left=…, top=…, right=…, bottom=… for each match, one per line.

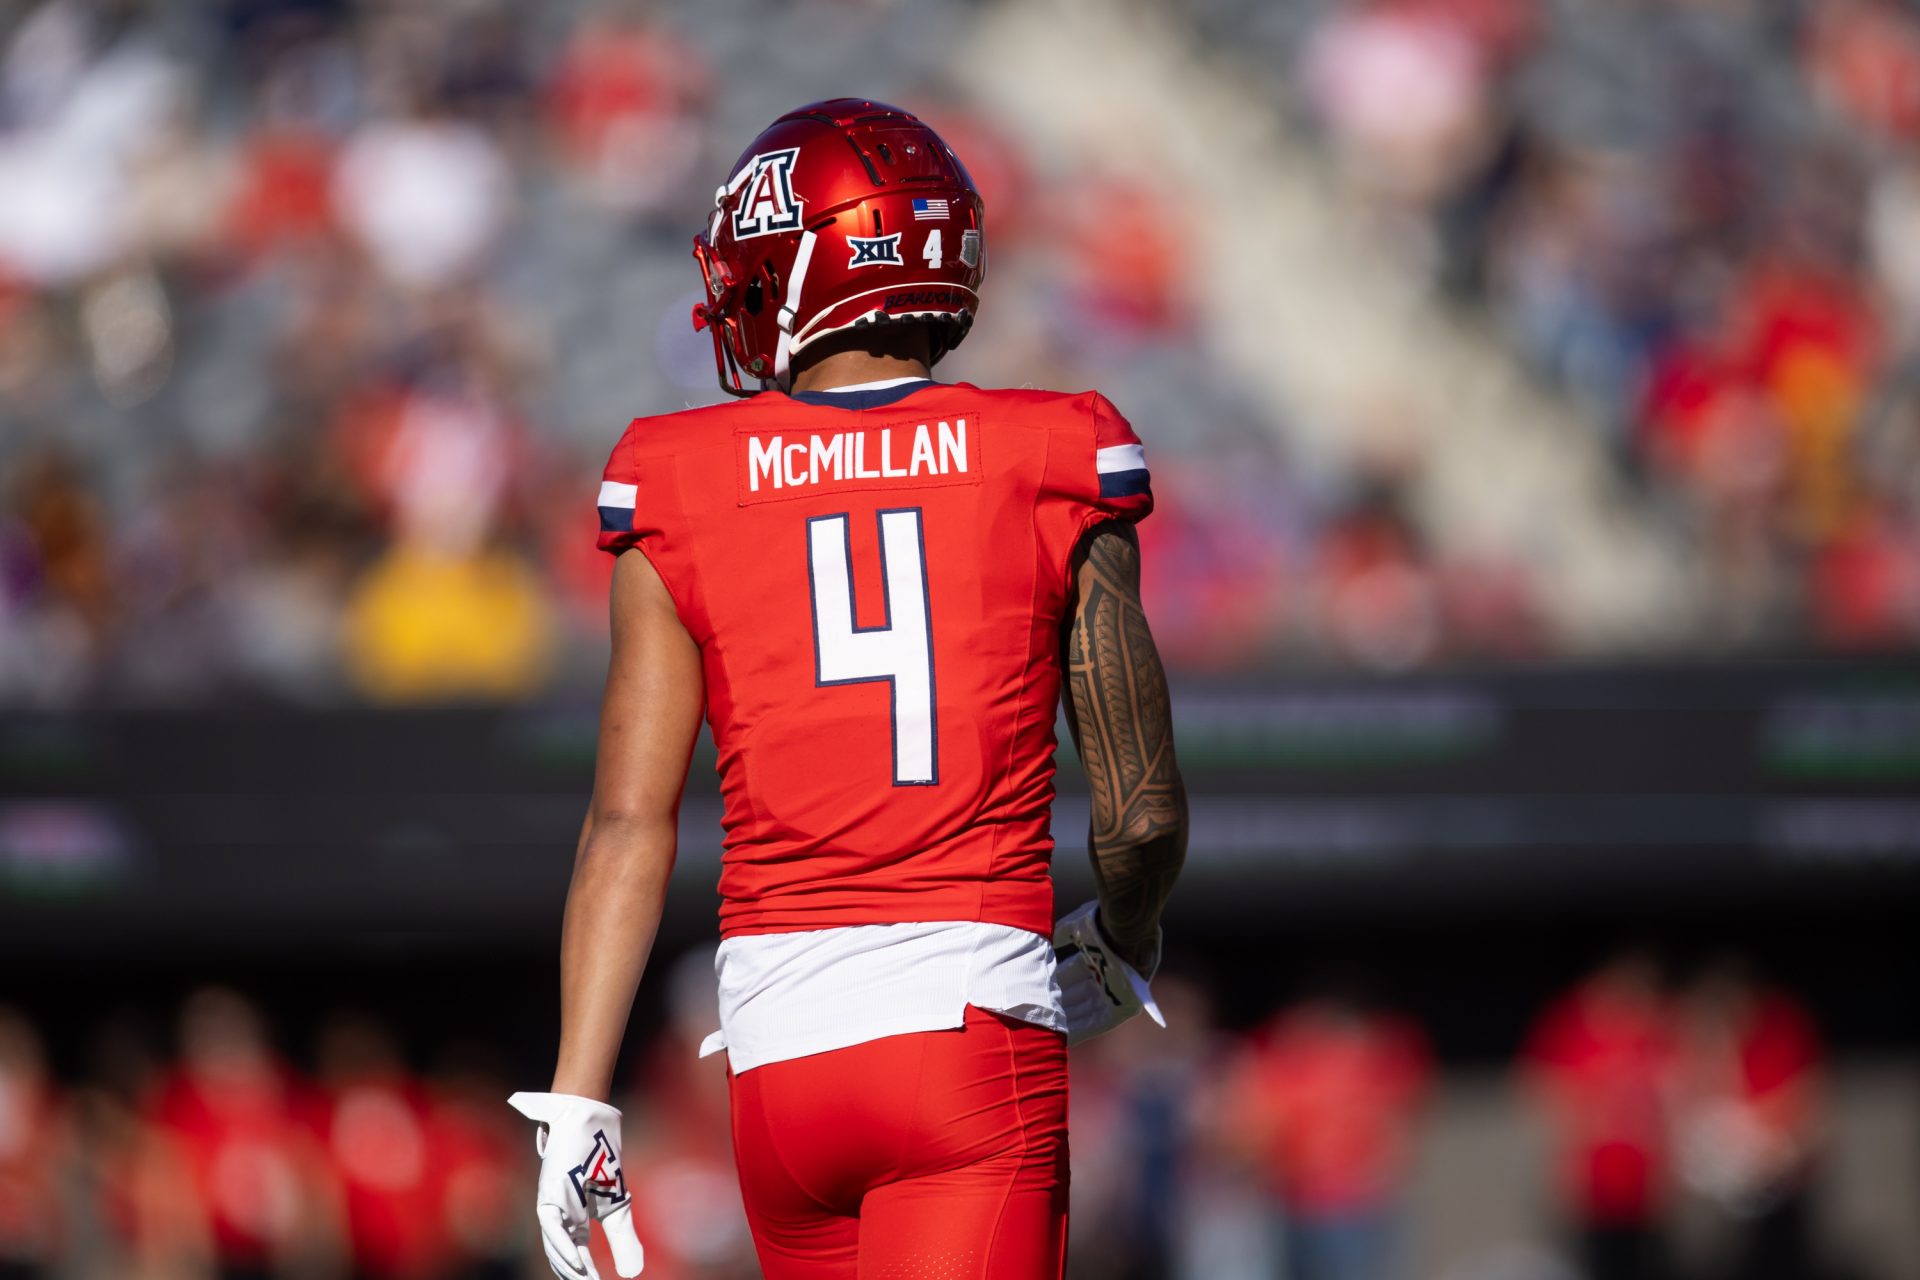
left=1061, top=523, right=1188, bottom=968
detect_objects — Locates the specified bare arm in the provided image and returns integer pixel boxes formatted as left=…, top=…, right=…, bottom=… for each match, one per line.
left=1061, top=522, right=1188, bottom=970
left=550, top=551, right=705, bottom=1101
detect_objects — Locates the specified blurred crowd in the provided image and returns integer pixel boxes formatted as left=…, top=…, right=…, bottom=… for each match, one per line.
left=1073, top=951, right=1833, bottom=1280
left=1205, top=0, right=1920, bottom=650
left=0, top=0, right=1514, bottom=706
left=0, top=950, right=1845, bottom=1280
left=0, top=0, right=1762, bottom=709
left=2, top=0, right=1917, bottom=705
left=0, top=0, right=721, bottom=707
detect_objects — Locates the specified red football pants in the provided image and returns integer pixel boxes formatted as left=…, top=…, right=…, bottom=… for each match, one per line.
left=727, top=1004, right=1070, bottom=1280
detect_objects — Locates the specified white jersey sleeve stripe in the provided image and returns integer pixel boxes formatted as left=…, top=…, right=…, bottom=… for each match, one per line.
left=598, top=480, right=638, bottom=509
left=1095, top=444, right=1147, bottom=475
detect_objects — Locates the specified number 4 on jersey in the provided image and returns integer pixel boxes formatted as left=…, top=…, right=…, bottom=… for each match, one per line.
left=806, top=508, right=939, bottom=785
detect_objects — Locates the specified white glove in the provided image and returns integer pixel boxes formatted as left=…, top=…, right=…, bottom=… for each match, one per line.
left=1051, top=899, right=1166, bottom=1046
left=508, top=1091, right=646, bottom=1279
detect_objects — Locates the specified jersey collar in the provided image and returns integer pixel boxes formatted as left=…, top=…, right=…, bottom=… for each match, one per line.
left=788, top=378, right=937, bottom=411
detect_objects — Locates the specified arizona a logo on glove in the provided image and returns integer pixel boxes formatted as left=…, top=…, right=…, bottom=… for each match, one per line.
left=571, top=1130, right=629, bottom=1207
left=1051, top=899, right=1166, bottom=1046
left=509, top=1091, right=647, bottom=1279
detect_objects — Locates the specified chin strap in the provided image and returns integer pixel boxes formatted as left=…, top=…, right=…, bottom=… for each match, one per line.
left=772, top=229, right=818, bottom=391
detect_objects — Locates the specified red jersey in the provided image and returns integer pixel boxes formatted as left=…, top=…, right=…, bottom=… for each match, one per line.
left=597, top=380, right=1152, bottom=939
left=1523, top=983, right=1678, bottom=1224
left=1232, top=1005, right=1430, bottom=1218
left=148, top=1066, right=313, bottom=1265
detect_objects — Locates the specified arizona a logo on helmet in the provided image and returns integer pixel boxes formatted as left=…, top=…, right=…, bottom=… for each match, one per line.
left=732, top=149, right=803, bottom=239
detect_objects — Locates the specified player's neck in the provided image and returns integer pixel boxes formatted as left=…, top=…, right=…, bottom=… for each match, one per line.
left=789, top=348, right=932, bottom=395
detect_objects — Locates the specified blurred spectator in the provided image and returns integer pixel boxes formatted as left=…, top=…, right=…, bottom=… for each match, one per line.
left=1804, top=0, right=1920, bottom=143
left=330, top=329, right=552, bottom=701
left=1673, top=962, right=1825, bottom=1280
left=0, top=1008, right=66, bottom=1277
left=332, top=98, right=511, bottom=293
left=1522, top=951, right=1678, bottom=1280
left=1, top=451, right=110, bottom=702
left=0, top=2, right=182, bottom=288
left=1060, top=1002, right=1147, bottom=1278
left=543, top=11, right=710, bottom=221
left=1302, top=0, right=1514, bottom=213
left=1068, top=977, right=1268, bottom=1280
left=340, top=533, right=553, bottom=702
left=306, top=1014, right=442, bottom=1279
left=424, top=1052, right=523, bottom=1280
left=1223, top=989, right=1432, bottom=1280
left=222, top=446, right=366, bottom=702
left=1056, top=176, right=1191, bottom=347
left=145, top=988, right=339, bottom=1279
left=1136, top=456, right=1296, bottom=671
left=1315, top=459, right=1445, bottom=670
left=1866, top=155, right=1920, bottom=347
left=66, top=1016, right=195, bottom=1280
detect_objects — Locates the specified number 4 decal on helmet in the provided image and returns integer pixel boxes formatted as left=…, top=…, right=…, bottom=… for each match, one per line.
left=806, top=508, right=939, bottom=786
left=923, top=229, right=942, bottom=269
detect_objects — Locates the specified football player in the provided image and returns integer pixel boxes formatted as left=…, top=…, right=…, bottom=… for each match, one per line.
left=510, top=99, right=1188, bottom=1280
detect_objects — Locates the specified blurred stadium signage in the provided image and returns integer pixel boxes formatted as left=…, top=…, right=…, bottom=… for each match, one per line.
left=2, top=660, right=1916, bottom=944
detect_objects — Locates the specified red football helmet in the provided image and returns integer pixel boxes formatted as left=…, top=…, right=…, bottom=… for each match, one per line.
left=691, top=99, right=986, bottom=396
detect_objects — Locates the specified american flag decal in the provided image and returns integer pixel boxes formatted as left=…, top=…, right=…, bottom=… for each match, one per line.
left=912, top=198, right=950, bottom=221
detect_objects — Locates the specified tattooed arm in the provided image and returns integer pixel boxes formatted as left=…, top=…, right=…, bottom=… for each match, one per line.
left=1061, top=522, right=1188, bottom=971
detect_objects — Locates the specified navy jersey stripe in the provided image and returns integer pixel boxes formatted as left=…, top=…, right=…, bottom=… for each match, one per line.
left=599, top=505, right=634, bottom=533
left=1098, top=469, right=1151, bottom=498
left=789, top=380, right=937, bottom=410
